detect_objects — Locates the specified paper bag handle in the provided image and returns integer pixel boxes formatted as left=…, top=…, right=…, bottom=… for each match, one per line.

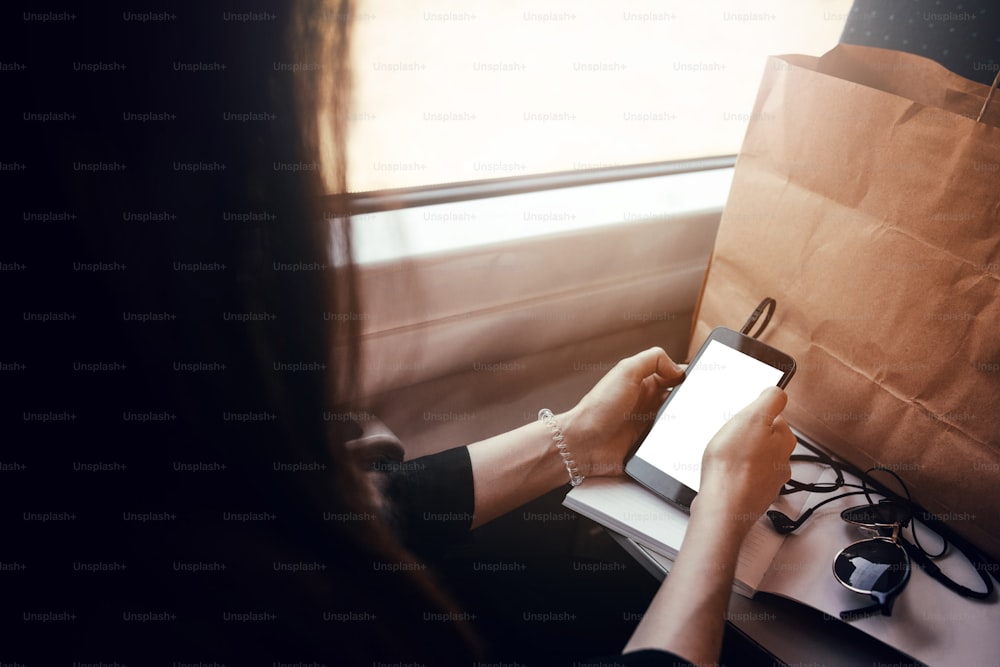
left=740, top=297, right=776, bottom=339
left=976, top=68, right=1000, bottom=123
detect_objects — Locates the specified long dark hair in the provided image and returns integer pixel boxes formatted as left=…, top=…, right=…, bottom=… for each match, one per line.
left=6, top=1, right=478, bottom=663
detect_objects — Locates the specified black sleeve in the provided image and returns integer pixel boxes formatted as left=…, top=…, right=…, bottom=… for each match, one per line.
left=380, top=452, right=695, bottom=667
left=588, top=649, right=694, bottom=666
left=380, top=446, right=475, bottom=553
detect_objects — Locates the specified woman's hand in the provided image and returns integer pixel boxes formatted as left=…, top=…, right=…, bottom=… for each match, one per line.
left=559, top=347, right=685, bottom=478
left=466, top=346, right=683, bottom=528
left=691, top=386, right=797, bottom=539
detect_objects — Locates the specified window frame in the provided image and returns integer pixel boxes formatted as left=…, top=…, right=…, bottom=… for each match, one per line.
left=330, top=155, right=736, bottom=215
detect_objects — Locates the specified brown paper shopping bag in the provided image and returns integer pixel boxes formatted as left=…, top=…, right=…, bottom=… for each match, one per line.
left=690, top=44, right=1000, bottom=559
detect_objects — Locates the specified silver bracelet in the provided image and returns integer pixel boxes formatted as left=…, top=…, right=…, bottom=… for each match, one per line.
left=538, top=408, right=585, bottom=487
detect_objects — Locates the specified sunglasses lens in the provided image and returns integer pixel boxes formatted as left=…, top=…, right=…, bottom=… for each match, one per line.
left=841, top=502, right=910, bottom=526
left=834, top=539, right=909, bottom=595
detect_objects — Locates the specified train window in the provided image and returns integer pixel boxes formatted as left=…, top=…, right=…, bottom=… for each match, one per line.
left=339, top=2, right=852, bottom=396
left=344, top=0, right=852, bottom=193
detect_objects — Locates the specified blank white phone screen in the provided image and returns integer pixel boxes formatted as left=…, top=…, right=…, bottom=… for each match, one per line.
left=634, top=339, right=784, bottom=492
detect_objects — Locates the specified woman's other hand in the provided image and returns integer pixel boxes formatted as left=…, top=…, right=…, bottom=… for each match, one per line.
left=692, top=386, right=797, bottom=538
left=560, top=347, right=685, bottom=478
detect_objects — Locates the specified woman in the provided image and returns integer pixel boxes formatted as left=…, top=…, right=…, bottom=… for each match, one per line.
left=7, top=1, right=795, bottom=664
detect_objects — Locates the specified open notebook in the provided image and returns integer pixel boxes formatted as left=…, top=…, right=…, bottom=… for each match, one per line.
left=563, top=442, right=1000, bottom=666
left=563, top=464, right=801, bottom=599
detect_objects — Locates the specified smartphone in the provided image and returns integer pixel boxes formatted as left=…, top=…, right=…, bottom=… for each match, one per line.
left=625, top=327, right=796, bottom=510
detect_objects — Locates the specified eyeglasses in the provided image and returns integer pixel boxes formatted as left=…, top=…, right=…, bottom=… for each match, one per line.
left=833, top=500, right=913, bottom=619
left=767, top=441, right=995, bottom=621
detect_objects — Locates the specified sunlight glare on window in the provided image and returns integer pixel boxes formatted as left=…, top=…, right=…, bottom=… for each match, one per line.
left=344, top=0, right=852, bottom=192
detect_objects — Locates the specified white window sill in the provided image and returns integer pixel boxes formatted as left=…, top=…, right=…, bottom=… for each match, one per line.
left=351, top=166, right=734, bottom=264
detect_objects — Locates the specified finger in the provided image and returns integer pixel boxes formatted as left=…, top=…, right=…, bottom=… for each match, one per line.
left=624, top=346, right=684, bottom=387
left=771, top=416, right=796, bottom=481
left=771, top=413, right=792, bottom=435
left=636, top=373, right=671, bottom=413
left=771, top=415, right=795, bottom=444
left=771, top=415, right=796, bottom=452
left=753, top=386, right=788, bottom=419
left=732, top=386, right=787, bottom=431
